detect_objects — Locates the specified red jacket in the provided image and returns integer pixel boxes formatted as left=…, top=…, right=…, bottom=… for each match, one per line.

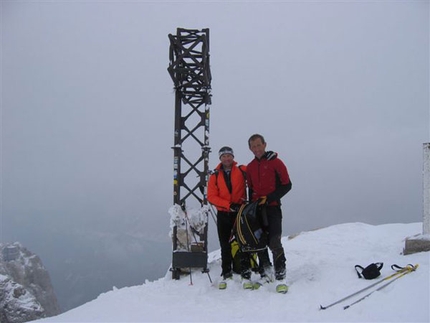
left=247, top=152, right=291, bottom=205
left=207, top=162, right=247, bottom=212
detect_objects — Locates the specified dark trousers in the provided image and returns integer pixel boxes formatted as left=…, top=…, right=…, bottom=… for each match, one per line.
left=217, top=211, right=250, bottom=276
left=216, top=211, right=236, bottom=275
left=258, top=205, right=286, bottom=273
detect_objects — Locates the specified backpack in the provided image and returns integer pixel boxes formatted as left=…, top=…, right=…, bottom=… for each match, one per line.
left=231, top=239, right=259, bottom=274
left=355, top=262, right=383, bottom=280
left=234, top=201, right=267, bottom=253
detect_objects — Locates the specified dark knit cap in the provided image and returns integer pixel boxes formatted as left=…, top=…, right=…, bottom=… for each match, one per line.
left=218, top=146, right=234, bottom=158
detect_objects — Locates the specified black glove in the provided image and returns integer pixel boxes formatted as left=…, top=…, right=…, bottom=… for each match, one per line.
left=229, top=203, right=241, bottom=212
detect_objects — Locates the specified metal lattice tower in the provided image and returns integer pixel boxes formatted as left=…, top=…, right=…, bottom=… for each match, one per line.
left=168, top=28, right=212, bottom=207
left=167, top=28, right=212, bottom=279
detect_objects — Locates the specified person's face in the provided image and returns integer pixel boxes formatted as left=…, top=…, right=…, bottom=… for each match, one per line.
left=249, top=138, right=266, bottom=159
left=220, top=153, right=234, bottom=169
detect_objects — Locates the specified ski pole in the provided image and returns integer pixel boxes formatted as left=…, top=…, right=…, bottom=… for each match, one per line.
left=343, top=264, right=418, bottom=310
left=180, top=204, right=194, bottom=285
left=204, top=269, right=212, bottom=284
left=320, top=264, right=415, bottom=310
left=208, top=205, right=218, bottom=225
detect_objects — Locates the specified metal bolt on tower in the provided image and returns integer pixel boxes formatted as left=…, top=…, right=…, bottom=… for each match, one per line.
left=167, top=28, right=212, bottom=279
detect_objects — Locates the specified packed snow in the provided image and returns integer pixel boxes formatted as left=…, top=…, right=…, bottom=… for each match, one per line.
left=35, top=222, right=429, bottom=322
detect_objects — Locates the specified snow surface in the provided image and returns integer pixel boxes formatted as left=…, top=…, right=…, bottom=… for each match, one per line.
left=35, top=222, right=429, bottom=322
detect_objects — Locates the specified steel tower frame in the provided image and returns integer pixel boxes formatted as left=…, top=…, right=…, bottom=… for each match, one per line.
left=167, top=28, right=212, bottom=279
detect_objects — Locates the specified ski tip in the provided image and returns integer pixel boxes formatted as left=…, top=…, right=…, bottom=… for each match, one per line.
left=319, top=305, right=327, bottom=310
left=218, top=283, right=227, bottom=290
left=276, top=283, right=289, bottom=294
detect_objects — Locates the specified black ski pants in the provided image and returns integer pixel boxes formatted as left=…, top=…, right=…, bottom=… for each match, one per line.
left=216, top=211, right=250, bottom=276
left=216, top=211, right=235, bottom=275
left=258, top=205, right=286, bottom=274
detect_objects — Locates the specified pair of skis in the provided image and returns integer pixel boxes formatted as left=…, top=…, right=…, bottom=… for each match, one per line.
left=247, top=278, right=289, bottom=294
left=218, top=278, right=257, bottom=290
left=218, top=276, right=288, bottom=293
left=320, top=264, right=419, bottom=310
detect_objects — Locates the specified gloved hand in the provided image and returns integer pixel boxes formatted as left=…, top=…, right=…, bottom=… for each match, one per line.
left=258, top=196, right=267, bottom=205
left=229, top=203, right=241, bottom=212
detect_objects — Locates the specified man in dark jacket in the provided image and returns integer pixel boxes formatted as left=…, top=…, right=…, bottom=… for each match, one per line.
left=246, top=134, right=292, bottom=293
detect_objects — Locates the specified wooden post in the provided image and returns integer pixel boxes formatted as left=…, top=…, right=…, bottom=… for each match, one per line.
left=423, top=142, right=430, bottom=235
left=403, top=142, right=430, bottom=254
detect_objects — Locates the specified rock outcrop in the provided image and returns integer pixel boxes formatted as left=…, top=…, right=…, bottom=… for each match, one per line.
left=0, top=242, right=61, bottom=323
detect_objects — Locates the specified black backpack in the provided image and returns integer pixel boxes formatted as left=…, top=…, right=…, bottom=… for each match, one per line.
left=231, top=239, right=259, bottom=274
left=355, top=262, right=383, bottom=280
left=234, top=201, right=267, bottom=253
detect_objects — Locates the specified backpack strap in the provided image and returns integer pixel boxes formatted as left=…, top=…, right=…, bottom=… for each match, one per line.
left=354, top=265, right=365, bottom=278
left=212, top=165, right=247, bottom=186
left=238, top=165, right=247, bottom=180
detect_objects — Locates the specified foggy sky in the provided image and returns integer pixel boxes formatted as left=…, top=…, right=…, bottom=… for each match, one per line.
left=1, top=0, right=429, bottom=309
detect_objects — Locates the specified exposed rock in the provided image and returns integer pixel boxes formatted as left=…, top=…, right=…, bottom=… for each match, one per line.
left=0, top=242, right=61, bottom=323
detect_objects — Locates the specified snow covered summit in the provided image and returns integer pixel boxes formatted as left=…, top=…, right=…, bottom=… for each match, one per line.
left=35, top=222, right=429, bottom=322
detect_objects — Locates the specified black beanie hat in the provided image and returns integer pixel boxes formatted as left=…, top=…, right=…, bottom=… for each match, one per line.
left=218, top=146, right=234, bottom=158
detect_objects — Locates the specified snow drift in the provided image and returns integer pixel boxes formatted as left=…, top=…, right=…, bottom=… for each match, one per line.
left=35, top=222, right=429, bottom=322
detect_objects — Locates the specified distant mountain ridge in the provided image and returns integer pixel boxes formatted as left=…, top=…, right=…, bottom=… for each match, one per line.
left=0, top=242, right=61, bottom=323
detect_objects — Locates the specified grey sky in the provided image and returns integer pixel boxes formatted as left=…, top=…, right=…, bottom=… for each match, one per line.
left=1, top=0, right=428, bottom=311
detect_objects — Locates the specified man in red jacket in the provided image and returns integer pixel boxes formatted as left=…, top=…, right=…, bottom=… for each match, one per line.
left=246, top=134, right=292, bottom=292
left=207, top=146, right=252, bottom=289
